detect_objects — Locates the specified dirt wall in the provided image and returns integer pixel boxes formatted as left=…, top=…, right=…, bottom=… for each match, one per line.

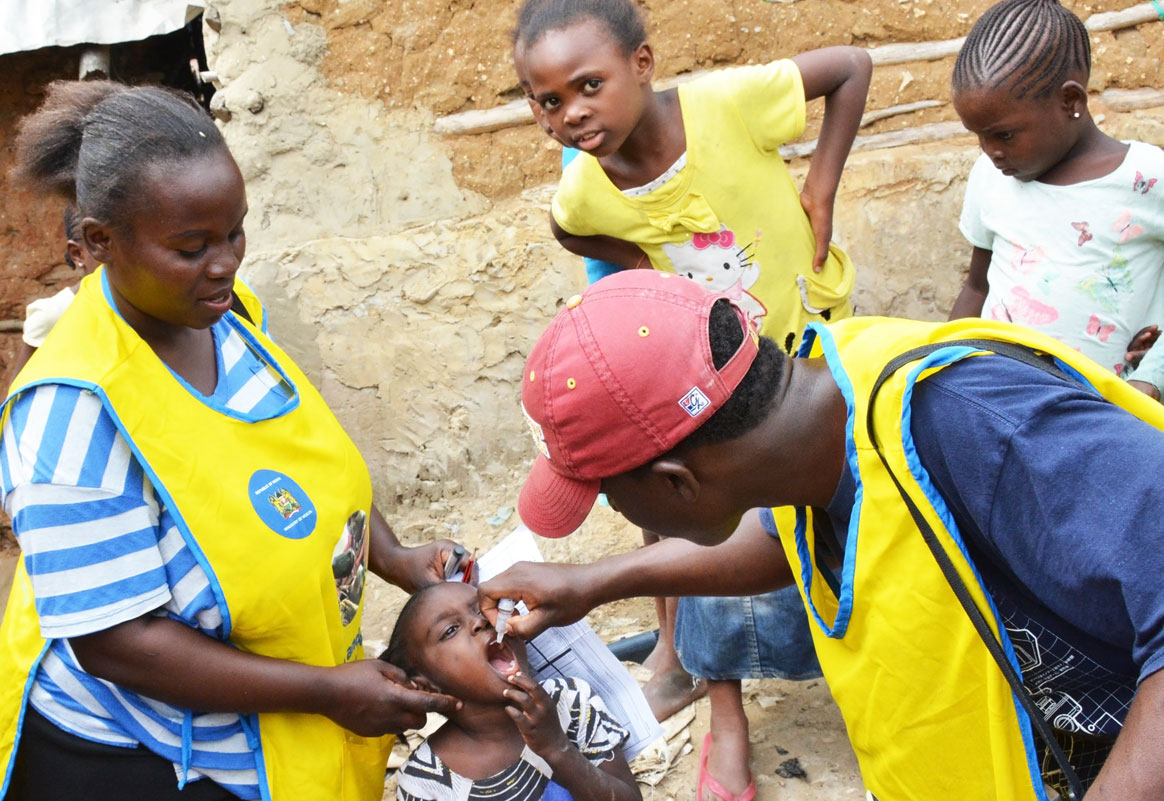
left=200, top=0, right=1163, bottom=528
left=0, top=49, right=83, bottom=318
left=3, top=1, right=1162, bottom=535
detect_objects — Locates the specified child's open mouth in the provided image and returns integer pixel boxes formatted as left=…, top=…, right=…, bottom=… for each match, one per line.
left=486, top=640, right=516, bottom=675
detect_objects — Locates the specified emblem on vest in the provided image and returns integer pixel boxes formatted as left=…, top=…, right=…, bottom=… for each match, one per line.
left=268, top=487, right=301, bottom=519
left=248, top=469, right=317, bottom=539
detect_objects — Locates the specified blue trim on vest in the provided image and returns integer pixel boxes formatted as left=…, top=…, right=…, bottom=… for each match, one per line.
left=1051, top=356, right=1098, bottom=394
left=799, top=326, right=1048, bottom=797
left=0, top=640, right=51, bottom=800
left=893, top=345, right=1048, bottom=799
left=896, top=348, right=1048, bottom=798
left=178, top=711, right=194, bottom=788
left=99, top=271, right=299, bottom=423
left=240, top=715, right=273, bottom=801
left=793, top=324, right=860, bottom=638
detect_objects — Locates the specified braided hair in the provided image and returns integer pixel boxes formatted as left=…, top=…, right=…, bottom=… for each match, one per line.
left=952, top=0, right=1090, bottom=99
left=514, top=0, right=647, bottom=55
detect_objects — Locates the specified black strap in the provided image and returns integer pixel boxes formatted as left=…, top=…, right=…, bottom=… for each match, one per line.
left=865, top=338, right=1085, bottom=801
left=229, top=290, right=254, bottom=325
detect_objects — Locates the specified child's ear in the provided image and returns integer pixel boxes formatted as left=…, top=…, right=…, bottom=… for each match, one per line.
left=81, top=219, right=114, bottom=265
left=632, top=42, right=655, bottom=84
left=410, top=674, right=443, bottom=694
left=1059, top=80, right=1088, bottom=118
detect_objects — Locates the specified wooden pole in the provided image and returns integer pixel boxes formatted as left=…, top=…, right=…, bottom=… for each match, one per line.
left=1098, top=87, right=1164, bottom=112
left=780, top=120, right=970, bottom=160
left=868, top=39, right=965, bottom=66
left=433, top=99, right=533, bottom=136
left=1086, top=2, right=1163, bottom=31
left=860, top=100, right=942, bottom=127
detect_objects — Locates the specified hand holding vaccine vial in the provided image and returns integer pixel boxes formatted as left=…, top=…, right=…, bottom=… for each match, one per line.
left=494, top=598, right=516, bottom=643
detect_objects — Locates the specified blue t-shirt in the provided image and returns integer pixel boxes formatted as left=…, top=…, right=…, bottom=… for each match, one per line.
left=818, top=353, right=1164, bottom=739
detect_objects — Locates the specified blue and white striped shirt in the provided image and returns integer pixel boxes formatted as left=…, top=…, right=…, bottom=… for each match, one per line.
left=1, top=313, right=293, bottom=799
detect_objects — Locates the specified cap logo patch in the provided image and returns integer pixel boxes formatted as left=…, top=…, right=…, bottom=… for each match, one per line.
left=678, top=387, right=711, bottom=417
left=521, top=403, right=551, bottom=459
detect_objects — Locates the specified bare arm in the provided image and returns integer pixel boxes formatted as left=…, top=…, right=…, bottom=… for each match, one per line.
left=69, top=614, right=460, bottom=737
left=68, top=506, right=464, bottom=737
left=791, top=46, right=873, bottom=271
left=479, top=509, right=792, bottom=638
left=9, top=342, right=36, bottom=383
left=504, top=673, right=641, bottom=801
left=541, top=739, right=641, bottom=801
left=1084, top=668, right=1164, bottom=800
left=367, top=504, right=458, bottom=594
left=550, top=215, right=647, bottom=270
left=949, top=246, right=992, bottom=320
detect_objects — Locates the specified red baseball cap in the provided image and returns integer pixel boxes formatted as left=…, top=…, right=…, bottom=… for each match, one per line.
left=518, top=270, right=760, bottom=537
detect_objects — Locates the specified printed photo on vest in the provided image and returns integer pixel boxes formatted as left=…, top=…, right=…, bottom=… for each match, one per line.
left=332, top=510, right=369, bottom=626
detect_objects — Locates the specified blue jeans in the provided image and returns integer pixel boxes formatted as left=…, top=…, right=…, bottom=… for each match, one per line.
left=674, top=586, right=821, bottom=680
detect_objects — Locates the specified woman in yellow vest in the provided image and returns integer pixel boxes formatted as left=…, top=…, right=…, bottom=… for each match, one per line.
left=482, top=270, right=1164, bottom=801
left=0, top=81, right=460, bottom=801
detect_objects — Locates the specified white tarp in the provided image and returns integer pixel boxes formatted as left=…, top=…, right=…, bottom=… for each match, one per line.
left=0, top=0, right=205, bottom=57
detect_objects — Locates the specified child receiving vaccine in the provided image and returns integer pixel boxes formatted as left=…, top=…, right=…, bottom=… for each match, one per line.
left=383, top=582, right=641, bottom=801
left=950, top=0, right=1164, bottom=399
left=513, top=3, right=870, bottom=799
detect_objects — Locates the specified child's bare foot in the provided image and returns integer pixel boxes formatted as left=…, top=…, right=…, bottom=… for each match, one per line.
left=643, top=664, right=707, bottom=722
left=642, top=634, right=667, bottom=673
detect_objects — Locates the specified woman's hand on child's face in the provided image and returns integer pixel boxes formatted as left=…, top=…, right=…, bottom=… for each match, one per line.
left=322, top=659, right=461, bottom=737
left=504, top=672, right=570, bottom=757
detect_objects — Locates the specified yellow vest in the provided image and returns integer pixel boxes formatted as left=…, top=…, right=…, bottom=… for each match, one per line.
left=772, top=316, right=1164, bottom=801
left=0, top=272, right=392, bottom=800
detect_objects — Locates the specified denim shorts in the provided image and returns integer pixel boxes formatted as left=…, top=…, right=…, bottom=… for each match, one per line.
left=674, top=585, right=822, bottom=681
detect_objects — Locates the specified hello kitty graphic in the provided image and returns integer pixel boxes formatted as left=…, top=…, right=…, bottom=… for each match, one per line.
left=662, top=227, right=767, bottom=328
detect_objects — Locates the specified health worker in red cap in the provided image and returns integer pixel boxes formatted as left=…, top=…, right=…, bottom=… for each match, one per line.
left=481, top=269, right=1164, bottom=801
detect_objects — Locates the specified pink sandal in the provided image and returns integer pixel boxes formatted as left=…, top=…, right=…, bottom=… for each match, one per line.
left=697, top=732, right=756, bottom=801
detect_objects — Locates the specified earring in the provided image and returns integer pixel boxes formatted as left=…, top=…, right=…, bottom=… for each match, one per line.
left=1073, top=111, right=1081, bottom=118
